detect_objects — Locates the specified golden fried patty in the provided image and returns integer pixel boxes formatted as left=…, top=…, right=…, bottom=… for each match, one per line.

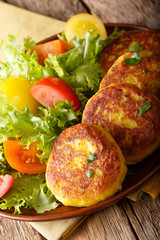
left=46, top=123, right=127, bottom=207
left=99, top=51, right=160, bottom=98
left=100, top=30, right=160, bottom=74
left=82, top=84, right=160, bottom=164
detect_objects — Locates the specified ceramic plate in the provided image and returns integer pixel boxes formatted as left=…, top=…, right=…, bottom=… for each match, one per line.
left=0, top=23, right=160, bottom=221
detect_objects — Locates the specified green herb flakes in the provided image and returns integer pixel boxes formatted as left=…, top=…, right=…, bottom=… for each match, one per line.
left=139, top=100, right=151, bottom=118
left=87, top=153, right=97, bottom=163
left=129, top=43, right=143, bottom=51
left=125, top=51, right=141, bottom=66
left=86, top=169, right=94, bottom=178
left=143, top=69, right=147, bottom=73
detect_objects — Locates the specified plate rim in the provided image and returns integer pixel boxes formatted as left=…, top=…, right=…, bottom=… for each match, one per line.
left=0, top=160, right=159, bottom=221
left=0, top=23, right=159, bottom=222
left=37, top=23, right=151, bottom=45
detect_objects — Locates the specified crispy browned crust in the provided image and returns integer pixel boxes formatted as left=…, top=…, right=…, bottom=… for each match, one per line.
left=82, top=84, right=160, bottom=164
left=100, top=30, right=160, bottom=74
left=46, top=123, right=127, bottom=206
left=99, top=52, right=160, bottom=98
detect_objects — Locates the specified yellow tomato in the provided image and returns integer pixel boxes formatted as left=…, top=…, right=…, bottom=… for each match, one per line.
left=0, top=77, right=40, bottom=113
left=64, top=13, right=107, bottom=42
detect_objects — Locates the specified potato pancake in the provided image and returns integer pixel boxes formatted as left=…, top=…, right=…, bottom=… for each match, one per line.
left=99, top=51, right=160, bottom=99
left=46, top=123, right=127, bottom=207
left=82, top=84, right=160, bottom=164
left=100, top=30, right=160, bottom=74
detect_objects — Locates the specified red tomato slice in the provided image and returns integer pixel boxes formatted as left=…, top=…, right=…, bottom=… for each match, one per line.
left=30, top=77, right=81, bottom=111
left=0, top=174, right=14, bottom=198
left=3, top=140, right=46, bottom=174
left=34, top=39, right=69, bottom=66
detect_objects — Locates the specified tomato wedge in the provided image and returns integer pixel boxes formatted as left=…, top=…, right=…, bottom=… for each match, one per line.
left=34, top=39, right=69, bottom=65
left=3, top=140, right=46, bottom=174
left=0, top=175, right=14, bottom=198
left=30, top=77, right=81, bottom=111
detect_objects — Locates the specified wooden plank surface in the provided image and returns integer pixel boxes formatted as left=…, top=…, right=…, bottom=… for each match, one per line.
left=0, top=1, right=160, bottom=240
left=0, top=195, right=160, bottom=240
left=1, top=0, right=160, bottom=28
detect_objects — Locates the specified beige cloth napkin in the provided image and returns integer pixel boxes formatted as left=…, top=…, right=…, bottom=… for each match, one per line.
left=0, top=2, right=159, bottom=240
left=0, top=2, right=65, bottom=42
left=127, top=169, right=160, bottom=201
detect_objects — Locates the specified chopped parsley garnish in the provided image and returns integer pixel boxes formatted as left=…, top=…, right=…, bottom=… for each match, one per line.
left=86, top=169, right=94, bottom=178
left=125, top=51, right=141, bottom=66
left=87, top=152, right=97, bottom=163
left=143, top=69, right=147, bottom=73
left=139, top=100, right=151, bottom=118
left=129, top=43, right=143, bottom=51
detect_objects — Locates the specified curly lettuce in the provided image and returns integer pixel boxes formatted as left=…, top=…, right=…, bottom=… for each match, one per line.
left=0, top=173, right=59, bottom=214
left=0, top=34, right=54, bottom=83
left=0, top=93, right=80, bottom=162
left=46, top=28, right=123, bottom=107
left=45, top=31, right=105, bottom=107
left=0, top=144, right=11, bottom=174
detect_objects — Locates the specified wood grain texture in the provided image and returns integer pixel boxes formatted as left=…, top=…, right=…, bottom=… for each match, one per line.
left=1, top=0, right=160, bottom=28
left=0, top=218, right=45, bottom=239
left=83, top=0, right=160, bottom=28
left=1, top=195, right=159, bottom=240
left=127, top=195, right=160, bottom=239
left=70, top=195, right=160, bottom=240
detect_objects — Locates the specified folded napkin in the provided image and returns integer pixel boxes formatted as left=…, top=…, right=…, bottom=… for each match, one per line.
left=127, top=169, right=160, bottom=202
left=29, top=216, right=88, bottom=240
left=0, top=2, right=159, bottom=240
left=0, top=2, right=65, bottom=42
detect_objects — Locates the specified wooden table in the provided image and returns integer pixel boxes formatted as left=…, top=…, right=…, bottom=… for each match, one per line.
left=0, top=195, right=160, bottom=240
left=0, top=0, right=160, bottom=239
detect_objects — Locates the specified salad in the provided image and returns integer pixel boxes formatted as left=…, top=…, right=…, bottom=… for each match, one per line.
left=0, top=14, right=122, bottom=214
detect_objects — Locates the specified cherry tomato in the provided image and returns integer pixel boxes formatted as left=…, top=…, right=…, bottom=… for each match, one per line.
left=34, top=39, right=69, bottom=65
left=0, top=175, right=14, bottom=198
left=30, top=77, right=81, bottom=111
left=3, top=140, right=46, bottom=174
left=64, top=13, right=107, bottom=42
left=0, top=77, right=40, bottom=113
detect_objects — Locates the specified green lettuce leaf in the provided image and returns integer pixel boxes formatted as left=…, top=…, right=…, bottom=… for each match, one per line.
left=0, top=173, right=58, bottom=214
left=0, top=34, right=54, bottom=83
left=45, top=31, right=106, bottom=107
left=31, top=183, right=59, bottom=213
left=46, top=28, right=123, bottom=108
left=0, top=93, right=80, bottom=161
left=0, top=143, right=11, bottom=174
left=106, top=26, right=124, bottom=43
